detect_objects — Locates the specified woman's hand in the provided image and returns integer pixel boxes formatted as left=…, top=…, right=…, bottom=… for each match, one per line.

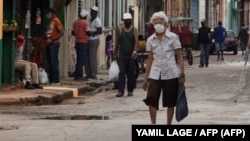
left=179, top=73, right=186, bottom=85
left=179, top=77, right=186, bottom=85
left=143, top=79, right=149, bottom=91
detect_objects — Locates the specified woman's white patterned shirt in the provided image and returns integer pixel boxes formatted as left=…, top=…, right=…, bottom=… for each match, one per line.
left=146, top=30, right=182, bottom=80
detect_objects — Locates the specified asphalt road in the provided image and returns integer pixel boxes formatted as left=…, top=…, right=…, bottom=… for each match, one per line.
left=0, top=51, right=250, bottom=141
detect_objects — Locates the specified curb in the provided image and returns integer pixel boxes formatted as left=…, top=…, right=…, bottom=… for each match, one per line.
left=0, top=89, right=74, bottom=106
left=0, top=80, right=111, bottom=106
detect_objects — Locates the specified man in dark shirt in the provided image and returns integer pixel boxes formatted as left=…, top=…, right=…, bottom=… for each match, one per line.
left=237, top=23, right=249, bottom=55
left=197, top=19, right=211, bottom=67
left=113, top=13, right=139, bottom=97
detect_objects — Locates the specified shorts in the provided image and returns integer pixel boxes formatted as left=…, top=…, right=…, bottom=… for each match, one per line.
left=143, top=78, right=179, bottom=110
left=215, top=42, right=224, bottom=51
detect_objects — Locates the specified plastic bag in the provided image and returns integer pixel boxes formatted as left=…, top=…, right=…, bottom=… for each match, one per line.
left=38, top=67, right=49, bottom=84
left=176, top=84, right=188, bottom=122
left=109, top=61, right=120, bottom=81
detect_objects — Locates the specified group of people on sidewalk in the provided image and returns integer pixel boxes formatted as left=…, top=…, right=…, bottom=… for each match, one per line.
left=197, top=19, right=250, bottom=68
left=197, top=20, right=227, bottom=68
left=15, top=6, right=102, bottom=89
left=72, top=6, right=102, bottom=81
left=15, top=7, right=64, bottom=89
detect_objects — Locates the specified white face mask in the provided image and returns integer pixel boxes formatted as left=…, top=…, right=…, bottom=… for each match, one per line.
left=154, top=24, right=165, bottom=33
left=46, top=13, right=52, bottom=19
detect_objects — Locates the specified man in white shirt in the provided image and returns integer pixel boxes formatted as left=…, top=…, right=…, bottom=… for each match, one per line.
left=85, top=6, right=102, bottom=79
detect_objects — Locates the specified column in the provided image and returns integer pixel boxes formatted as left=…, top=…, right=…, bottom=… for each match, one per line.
left=0, top=0, right=3, bottom=90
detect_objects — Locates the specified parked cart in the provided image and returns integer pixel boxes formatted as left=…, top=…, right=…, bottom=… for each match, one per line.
left=169, top=17, right=194, bottom=65
left=137, top=35, right=147, bottom=73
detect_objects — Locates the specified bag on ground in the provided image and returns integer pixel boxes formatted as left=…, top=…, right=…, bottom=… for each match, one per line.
left=39, top=67, right=49, bottom=84
left=109, top=61, right=120, bottom=81
left=176, top=84, right=188, bottom=122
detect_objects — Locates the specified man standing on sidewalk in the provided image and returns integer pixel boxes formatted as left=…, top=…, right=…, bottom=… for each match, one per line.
left=197, top=19, right=211, bottom=67
left=85, top=6, right=102, bottom=79
left=214, top=21, right=227, bottom=61
left=45, top=8, right=64, bottom=85
left=72, top=9, right=91, bottom=81
left=113, top=13, right=139, bottom=97
left=237, top=23, right=249, bottom=56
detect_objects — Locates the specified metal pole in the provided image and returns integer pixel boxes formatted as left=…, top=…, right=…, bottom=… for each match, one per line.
left=0, top=0, right=3, bottom=90
left=25, top=0, right=31, bottom=61
left=10, top=0, right=16, bottom=83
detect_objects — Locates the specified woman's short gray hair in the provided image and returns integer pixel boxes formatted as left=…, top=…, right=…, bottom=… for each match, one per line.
left=150, top=11, right=169, bottom=23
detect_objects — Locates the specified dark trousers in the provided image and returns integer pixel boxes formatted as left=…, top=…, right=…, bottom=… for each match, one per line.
left=199, top=44, right=210, bottom=66
left=118, top=58, right=136, bottom=94
left=74, top=43, right=87, bottom=79
left=46, top=43, right=60, bottom=83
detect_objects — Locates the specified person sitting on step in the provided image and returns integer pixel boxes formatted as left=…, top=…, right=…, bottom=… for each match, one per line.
left=15, top=34, right=43, bottom=90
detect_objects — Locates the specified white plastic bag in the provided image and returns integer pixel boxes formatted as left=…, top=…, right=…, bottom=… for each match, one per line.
left=109, top=61, right=120, bottom=81
left=38, top=67, right=49, bottom=84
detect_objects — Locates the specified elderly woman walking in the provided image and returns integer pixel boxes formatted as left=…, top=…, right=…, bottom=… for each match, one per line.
left=142, top=11, right=186, bottom=125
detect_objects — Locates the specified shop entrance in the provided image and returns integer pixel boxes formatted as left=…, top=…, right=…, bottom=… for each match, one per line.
left=16, top=0, right=50, bottom=68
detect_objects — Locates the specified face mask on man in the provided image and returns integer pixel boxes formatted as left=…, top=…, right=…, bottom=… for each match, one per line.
left=91, top=12, right=97, bottom=19
left=46, top=13, right=52, bottom=19
left=154, top=24, right=165, bottom=33
left=124, top=21, right=132, bottom=27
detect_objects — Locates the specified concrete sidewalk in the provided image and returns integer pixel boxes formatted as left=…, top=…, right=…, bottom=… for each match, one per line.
left=0, top=50, right=201, bottom=106
left=0, top=71, right=111, bottom=106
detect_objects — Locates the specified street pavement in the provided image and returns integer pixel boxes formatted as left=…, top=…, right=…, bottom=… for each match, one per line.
left=0, top=50, right=250, bottom=141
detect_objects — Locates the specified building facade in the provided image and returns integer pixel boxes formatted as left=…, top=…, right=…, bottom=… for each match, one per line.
left=0, top=0, right=246, bottom=90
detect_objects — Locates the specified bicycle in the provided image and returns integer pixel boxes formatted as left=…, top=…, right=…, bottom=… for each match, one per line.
left=186, top=47, right=193, bottom=65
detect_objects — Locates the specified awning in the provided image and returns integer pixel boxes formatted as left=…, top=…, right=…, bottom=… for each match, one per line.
left=169, top=17, right=193, bottom=22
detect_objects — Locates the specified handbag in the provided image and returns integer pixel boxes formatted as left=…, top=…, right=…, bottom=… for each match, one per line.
left=175, top=84, right=188, bottom=122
